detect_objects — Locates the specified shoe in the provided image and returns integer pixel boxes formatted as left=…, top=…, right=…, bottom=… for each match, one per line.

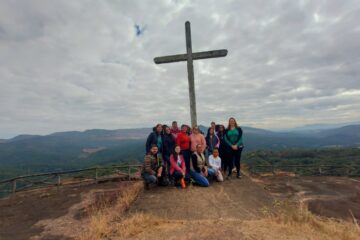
left=144, top=182, right=150, bottom=190
left=180, top=178, right=186, bottom=189
left=236, top=175, right=242, bottom=179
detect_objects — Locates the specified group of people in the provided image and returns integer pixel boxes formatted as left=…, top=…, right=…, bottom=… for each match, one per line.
left=142, top=117, right=244, bottom=188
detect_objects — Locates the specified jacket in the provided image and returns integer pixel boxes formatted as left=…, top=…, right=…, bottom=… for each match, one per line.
left=191, top=152, right=208, bottom=173
left=224, top=127, right=243, bottom=147
left=142, top=153, right=163, bottom=175
left=145, top=129, right=163, bottom=153
left=176, top=131, right=191, bottom=151
left=163, top=133, right=175, bottom=157
left=206, top=134, right=220, bottom=153
left=169, top=154, right=186, bottom=175
left=190, top=133, right=207, bottom=152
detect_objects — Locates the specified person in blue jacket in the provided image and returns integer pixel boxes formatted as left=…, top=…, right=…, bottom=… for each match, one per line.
left=224, top=117, right=244, bottom=179
left=145, top=124, right=163, bottom=154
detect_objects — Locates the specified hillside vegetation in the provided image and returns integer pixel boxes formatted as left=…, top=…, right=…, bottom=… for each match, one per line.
left=0, top=125, right=359, bottom=180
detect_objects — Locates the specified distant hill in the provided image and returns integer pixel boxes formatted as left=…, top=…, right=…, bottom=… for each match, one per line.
left=0, top=124, right=359, bottom=180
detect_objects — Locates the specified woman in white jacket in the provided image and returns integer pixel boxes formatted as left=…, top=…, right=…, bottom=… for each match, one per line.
left=208, top=148, right=224, bottom=182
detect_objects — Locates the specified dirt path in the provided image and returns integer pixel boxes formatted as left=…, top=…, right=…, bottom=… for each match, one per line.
left=129, top=175, right=274, bottom=220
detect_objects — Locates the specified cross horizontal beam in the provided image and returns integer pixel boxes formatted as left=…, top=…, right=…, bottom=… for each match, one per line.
left=154, top=49, right=228, bottom=64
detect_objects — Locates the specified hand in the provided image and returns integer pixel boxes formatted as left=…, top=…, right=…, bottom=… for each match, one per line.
left=232, top=145, right=238, bottom=150
left=157, top=167, right=163, bottom=177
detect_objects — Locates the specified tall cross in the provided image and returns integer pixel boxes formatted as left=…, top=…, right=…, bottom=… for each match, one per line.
left=154, top=21, right=228, bottom=127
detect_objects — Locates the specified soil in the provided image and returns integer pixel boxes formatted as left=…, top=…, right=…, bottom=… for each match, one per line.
left=129, top=175, right=274, bottom=220
left=256, top=175, right=360, bottom=220
left=1, top=174, right=359, bottom=240
left=0, top=180, right=135, bottom=240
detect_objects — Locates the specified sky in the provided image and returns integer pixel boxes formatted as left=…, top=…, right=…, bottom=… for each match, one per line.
left=0, top=0, right=360, bottom=138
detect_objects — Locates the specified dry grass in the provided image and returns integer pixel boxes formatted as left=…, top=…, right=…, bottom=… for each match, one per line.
left=77, top=184, right=360, bottom=240
left=110, top=202, right=360, bottom=240
left=76, top=181, right=143, bottom=240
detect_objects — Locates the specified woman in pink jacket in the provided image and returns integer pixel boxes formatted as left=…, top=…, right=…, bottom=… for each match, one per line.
left=169, top=145, right=186, bottom=188
left=190, top=126, right=207, bottom=153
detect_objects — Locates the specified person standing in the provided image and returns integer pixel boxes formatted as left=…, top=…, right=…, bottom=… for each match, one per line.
left=224, top=117, right=244, bottom=179
left=217, top=124, right=228, bottom=172
left=169, top=145, right=186, bottom=188
left=205, top=127, right=220, bottom=156
left=190, top=144, right=215, bottom=187
left=176, top=125, right=192, bottom=177
left=208, top=148, right=224, bottom=182
left=170, top=121, right=180, bottom=139
left=142, top=144, right=166, bottom=188
left=162, top=125, right=175, bottom=175
left=190, top=126, right=207, bottom=153
left=145, top=124, right=163, bottom=154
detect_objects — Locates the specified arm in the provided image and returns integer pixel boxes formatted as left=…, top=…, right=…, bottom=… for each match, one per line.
left=201, top=135, right=207, bottom=153
left=208, top=155, right=214, bottom=168
left=215, top=135, right=220, bottom=148
left=143, top=155, right=155, bottom=175
left=145, top=133, right=152, bottom=153
left=170, top=154, right=183, bottom=172
left=236, top=128, right=244, bottom=147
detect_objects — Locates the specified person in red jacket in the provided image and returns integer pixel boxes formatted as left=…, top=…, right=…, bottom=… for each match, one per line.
left=169, top=145, right=186, bottom=188
left=176, top=125, right=191, bottom=177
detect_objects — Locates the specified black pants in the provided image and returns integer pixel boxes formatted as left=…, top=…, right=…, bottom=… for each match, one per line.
left=219, top=147, right=227, bottom=172
left=181, top=149, right=191, bottom=173
left=226, top=147, right=243, bottom=176
left=172, top=170, right=184, bottom=182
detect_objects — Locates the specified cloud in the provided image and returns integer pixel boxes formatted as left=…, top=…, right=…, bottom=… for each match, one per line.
left=0, top=0, right=359, bottom=137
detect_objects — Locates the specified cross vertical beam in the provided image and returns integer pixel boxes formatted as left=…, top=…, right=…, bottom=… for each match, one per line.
left=185, top=21, right=197, bottom=127
left=154, top=21, right=228, bottom=127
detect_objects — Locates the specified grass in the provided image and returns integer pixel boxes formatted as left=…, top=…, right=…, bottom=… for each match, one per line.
left=76, top=182, right=360, bottom=240
left=76, top=181, right=143, bottom=240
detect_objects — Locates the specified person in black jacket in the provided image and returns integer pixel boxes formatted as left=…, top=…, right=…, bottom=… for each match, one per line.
left=162, top=125, right=175, bottom=175
left=217, top=124, right=228, bottom=172
left=145, top=124, right=163, bottom=154
left=224, top=118, right=244, bottom=179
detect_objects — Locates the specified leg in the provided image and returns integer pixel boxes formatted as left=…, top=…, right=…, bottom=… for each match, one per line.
left=182, top=150, right=191, bottom=174
left=143, top=173, right=157, bottom=184
left=216, top=170, right=224, bottom=182
left=190, top=170, right=209, bottom=187
left=227, top=148, right=234, bottom=177
left=234, top=148, right=243, bottom=177
left=172, top=171, right=183, bottom=183
left=207, top=168, right=216, bottom=179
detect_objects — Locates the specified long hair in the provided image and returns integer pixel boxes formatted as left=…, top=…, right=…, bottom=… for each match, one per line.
left=172, top=145, right=182, bottom=159
left=218, top=124, right=225, bottom=135
left=162, top=125, right=170, bottom=135
left=206, top=127, right=215, bottom=140
left=227, top=117, right=238, bottom=130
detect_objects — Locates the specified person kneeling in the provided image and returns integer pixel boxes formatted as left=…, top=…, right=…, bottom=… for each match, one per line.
left=169, top=145, right=186, bottom=188
left=190, top=144, right=215, bottom=187
left=142, top=144, right=167, bottom=189
left=208, top=148, right=224, bottom=182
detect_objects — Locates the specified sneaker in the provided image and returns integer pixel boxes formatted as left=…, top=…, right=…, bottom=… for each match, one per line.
left=236, top=175, right=242, bottom=179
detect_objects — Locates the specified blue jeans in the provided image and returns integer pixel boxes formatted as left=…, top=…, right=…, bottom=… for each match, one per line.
left=190, top=170, right=212, bottom=187
left=142, top=173, right=157, bottom=184
left=207, top=168, right=216, bottom=178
